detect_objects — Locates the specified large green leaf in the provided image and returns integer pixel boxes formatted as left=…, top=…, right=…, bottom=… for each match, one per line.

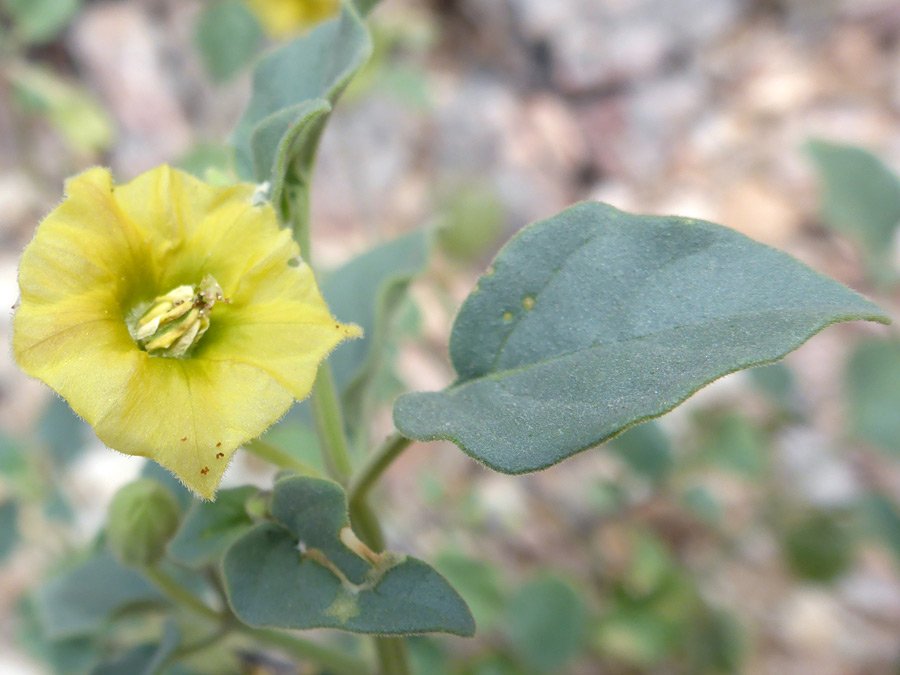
left=168, top=486, right=257, bottom=566
left=232, top=4, right=371, bottom=202
left=36, top=553, right=165, bottom=640
left=846, top=339, right=900, bottom=455
left=394, top=202, right=889, bottom=474
left=807, top=139, right=900, bottom=284
left=223, top=475, right=474, bottom=635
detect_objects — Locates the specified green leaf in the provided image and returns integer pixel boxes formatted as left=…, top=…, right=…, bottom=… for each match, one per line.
left=193, top=0, right=262, bottom=83
left=699, top=414, right=766, bottom=479
left=782, top=512, right=855, bottom=583
left=0, top=432, right=28, bottom=479
left=506, top=575, right=587, bottom=672
left=433, top=553, right=507, bottom=631
left=2, top=0, right=80, bottom=44
left=437, top=184, right=505, bottom=262
left=232, top=4, right=371, bottom=200
left=593, top=610, right=676, bottom=667
left=17, top=597, right=99, bottom=675
left=846, top=339, right=900, bottom=455
left=324, top=230, right=430, bottom=413
left=38, top=395, right=90, bottom=467
left=807, top=139, right=900, bottom=284
left=223, top=475, right=474, bottom=635
left=749, top=362, right=796, bottom=409
left=169, top=486, right=257, bottom=566
left=9, top=63, right=114, bottom=155
left=394, top=202, right=889, bottom=474
left=610, top=421, right=672, bottom=482
left=0, top=499, right=20, bottom=563
left=36, top=552, right=165, bottom=640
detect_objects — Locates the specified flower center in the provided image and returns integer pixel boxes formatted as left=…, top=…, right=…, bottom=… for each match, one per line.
left=129, top=276, right=226, bottom=358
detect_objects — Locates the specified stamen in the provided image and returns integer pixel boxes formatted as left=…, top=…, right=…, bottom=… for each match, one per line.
left=129, top=276, right=225, bottom=358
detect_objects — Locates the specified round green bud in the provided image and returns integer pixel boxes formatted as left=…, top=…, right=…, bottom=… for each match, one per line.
left=106, top=478, right=181, bottom=567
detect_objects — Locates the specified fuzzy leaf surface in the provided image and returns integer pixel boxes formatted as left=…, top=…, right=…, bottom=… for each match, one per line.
left=394, top=202, right=890, bottom=473
left=223, top=476, right=474, bottom=635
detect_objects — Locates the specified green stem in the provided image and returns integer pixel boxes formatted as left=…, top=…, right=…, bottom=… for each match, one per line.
left=238, top=626, right=371, bottom=675
left=143, top=567, right=222, bottom=624
left=245, top=438, right=324, bottom=478
left=375, top=638, right=412, bottom=675
left=348, top=433, right=412, bottom=505
left=309, top=364, right=354, bottom=485
left=349, top=497, right=386, bottom=552
left=285, top=160, right=408, bottom=675
left=285, top=181, right=312, bottom=263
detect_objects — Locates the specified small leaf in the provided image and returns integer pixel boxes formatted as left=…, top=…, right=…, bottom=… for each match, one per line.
left=9, top=63, right=114, bottom=155
left=434, top=553, right=507, bottom=631
left=0, top=499, right=20, bottom=563
left=36, top=553, right=165, bottom=640
left=169, top=486, right=257, bottom=566
left=807, top=139, right=900, bottom=284
left=698, top=414, right=766, bottom=479
left=846, top=339, right=900, bottom=455
left=38, top=395, right=90, bottom=467
left=233, top=4, right=371, bottom=197
left=782, top=512, right=855, bottom=583
left=506, top=575, right=587, bottom=672
left=193, top=0, right=263, bottom=83
left=610, top=421, right=672, bottom=482
left=394, top=202, right=889, bottom=474
left=2, top=0, right=80, bottom=44
left=223, top=475, right=474, bottom=635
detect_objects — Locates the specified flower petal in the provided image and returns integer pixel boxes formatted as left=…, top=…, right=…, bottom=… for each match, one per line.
left=93, top=358, right=294, bottom=499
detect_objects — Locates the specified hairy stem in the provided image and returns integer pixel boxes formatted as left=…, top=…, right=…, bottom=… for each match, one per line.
left=310, top=364, right=354, bottom=485
left=286, top=162, right=409, bottom=675
left=375, top=638, right=413, bottom=675
left=349, top=433, right=412, bottom=505
left=143, top=566, right=222, bottom=624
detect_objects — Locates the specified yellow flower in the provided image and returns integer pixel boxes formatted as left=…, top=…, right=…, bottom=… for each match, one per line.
left=245, top=0, right=341, bottom=39
left=13, top=166, right=360, bottom=499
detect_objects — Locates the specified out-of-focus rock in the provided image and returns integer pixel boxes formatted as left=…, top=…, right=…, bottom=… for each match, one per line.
left=68, top=1, right=192, bottom=175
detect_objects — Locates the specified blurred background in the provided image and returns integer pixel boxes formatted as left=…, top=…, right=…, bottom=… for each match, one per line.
left=3, top=0, right=900, bottom=673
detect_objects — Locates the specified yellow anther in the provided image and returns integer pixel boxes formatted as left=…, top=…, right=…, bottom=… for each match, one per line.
left=130, top=277, right=224, bottom=357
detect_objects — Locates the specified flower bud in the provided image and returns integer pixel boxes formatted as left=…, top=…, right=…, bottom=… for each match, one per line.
left=107, top=479, right=181, bottom=567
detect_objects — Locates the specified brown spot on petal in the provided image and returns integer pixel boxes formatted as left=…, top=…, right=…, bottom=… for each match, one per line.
left=216, top=452, right=224, bottom=459
left=181, top=437, right=187, bottom=442
left=200, top=467, right=209, bottom=475
left=216, top=442, right=222, bottom=447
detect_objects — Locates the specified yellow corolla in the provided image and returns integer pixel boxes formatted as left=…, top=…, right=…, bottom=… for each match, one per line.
left=245, top=0, right=341, bottom=39
left=13, top=166, right=360, bottom=499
